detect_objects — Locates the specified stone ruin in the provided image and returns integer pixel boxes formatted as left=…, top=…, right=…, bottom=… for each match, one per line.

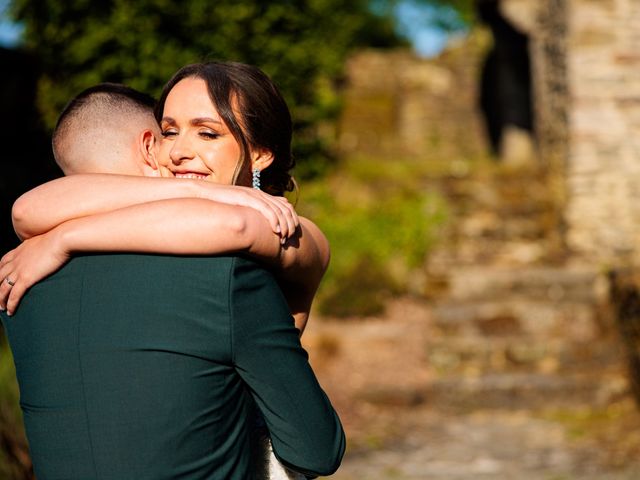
left=340, top=0, right=640, bottom=266
left=337, top=0, right=640, bottom=406
left=500, top=0, right=640, bottom=265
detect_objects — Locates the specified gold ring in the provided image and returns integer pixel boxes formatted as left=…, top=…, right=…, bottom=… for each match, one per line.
left=5, top=277, right=15, bottom=287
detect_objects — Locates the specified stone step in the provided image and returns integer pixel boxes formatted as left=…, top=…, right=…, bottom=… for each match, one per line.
left=423, top=371, right=627, bottom=411
left=358, top=370, right=628, bottom=411
left=431, top=265, right=606, bottom=303
left=424, top=336, right=622, bottom=376
left=428, top=171, right=552, bottom=209
left=457, top=213, right=551, bottom=242
left=430, top=297, right=604, bottom=341
left=427, top=239, right=558, bottom=268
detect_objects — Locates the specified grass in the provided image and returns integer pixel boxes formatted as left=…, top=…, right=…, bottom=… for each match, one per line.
left=297, top=155, right=449, bottom=317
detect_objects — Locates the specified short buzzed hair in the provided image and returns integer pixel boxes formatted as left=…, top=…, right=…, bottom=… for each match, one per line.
left=52, top=83, right=158, bottom=175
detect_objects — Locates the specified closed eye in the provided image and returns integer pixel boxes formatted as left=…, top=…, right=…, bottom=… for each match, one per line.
left=161, top=129, right=177, bottom=138
left=199, top=131, right=220, bottom=139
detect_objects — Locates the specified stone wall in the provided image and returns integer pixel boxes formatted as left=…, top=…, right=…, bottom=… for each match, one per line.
left=473, top=0, right=640, bottom=264
left=563, top=0, right=640, bottom=263
left=403, top=0, right=639, bottom=268
left=338, top=41, right=489, bottom=162
left=340, top=0, right=640, bottom=264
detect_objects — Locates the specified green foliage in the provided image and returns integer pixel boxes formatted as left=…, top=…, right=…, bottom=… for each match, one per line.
left=0, top=338, right=20, bottom=416
left=298, top=156, right=448, bottom=317
left=9, top=0, right=403, bottom=175
left=0, top=331, right=31, bottom=479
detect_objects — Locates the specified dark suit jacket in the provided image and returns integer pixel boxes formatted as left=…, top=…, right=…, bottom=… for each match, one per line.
left=1, top=254, right=345, bottom=479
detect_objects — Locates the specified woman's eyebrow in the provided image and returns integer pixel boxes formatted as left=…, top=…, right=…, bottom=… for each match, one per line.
left=160, top=116, right=223, bottom=126
left=190, top=117, right=222, bottom=126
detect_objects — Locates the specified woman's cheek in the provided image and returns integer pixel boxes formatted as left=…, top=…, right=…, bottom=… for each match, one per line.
left=157, top=141, right=172, bottom=167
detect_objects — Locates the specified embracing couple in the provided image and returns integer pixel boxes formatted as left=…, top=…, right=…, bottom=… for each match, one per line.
left=0, top=62, right=345, bottom=479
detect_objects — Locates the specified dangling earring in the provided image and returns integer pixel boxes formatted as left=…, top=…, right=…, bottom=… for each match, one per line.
left=252, top=167, right=261, bottom=190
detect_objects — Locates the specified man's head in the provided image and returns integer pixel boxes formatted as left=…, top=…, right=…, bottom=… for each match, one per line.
left=52, top=83, right=162, bottom=176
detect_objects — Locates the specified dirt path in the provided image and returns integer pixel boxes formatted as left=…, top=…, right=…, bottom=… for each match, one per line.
left=302, top=298, right=640, bottom=479
left=332, top=407, right=640, bottom=480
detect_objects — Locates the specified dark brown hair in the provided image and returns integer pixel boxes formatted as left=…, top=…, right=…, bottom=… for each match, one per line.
left=155, top=62, right=295, bottom=196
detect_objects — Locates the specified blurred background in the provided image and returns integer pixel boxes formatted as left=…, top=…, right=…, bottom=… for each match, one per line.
left=2, top=0, right=640, bottom=478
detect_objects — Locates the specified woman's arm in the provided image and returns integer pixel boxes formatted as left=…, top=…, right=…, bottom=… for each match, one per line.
left=270, top=218, right=330, bottom=333
left=0, top=198, right=279, bottom=314
left=12, top=174, right=297, bottom=241
left=1, top=199, right=329, bottom=328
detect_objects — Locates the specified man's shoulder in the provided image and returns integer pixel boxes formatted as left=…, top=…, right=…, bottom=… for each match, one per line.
left=77, top=252, right=237, bottom=267
left=77, top=252, right=237, bottom=275
left=228, top=256, right=279, bottom=288
left=73, top=253, right=242, bottom=291
left=28, top=254, right=275, bottom=310
left=23, top=253, right=245, bottom=302
left=228, top=256, right=290, bottom=320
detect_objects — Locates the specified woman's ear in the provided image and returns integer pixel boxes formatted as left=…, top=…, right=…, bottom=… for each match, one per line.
left=139, top=129, right=160, bottom=177
left=251, top=148, right=274, bottom=172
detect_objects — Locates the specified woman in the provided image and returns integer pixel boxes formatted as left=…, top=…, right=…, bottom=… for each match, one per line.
left=1, top=62, right=329, bottom=478
left=1, top=62, right=328, bottom=329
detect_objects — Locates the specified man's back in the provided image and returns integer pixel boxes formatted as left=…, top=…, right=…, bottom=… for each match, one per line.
left=2, top=254, right=344, bottom=479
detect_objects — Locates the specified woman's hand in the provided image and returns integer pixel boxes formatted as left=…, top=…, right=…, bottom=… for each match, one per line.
left=0, top=230, right=71, bottom=316
left=198, top=185, right=299, bottom=242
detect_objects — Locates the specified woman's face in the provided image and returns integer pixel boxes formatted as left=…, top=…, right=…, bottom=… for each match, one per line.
left=158, top=77, right=242, bottom=184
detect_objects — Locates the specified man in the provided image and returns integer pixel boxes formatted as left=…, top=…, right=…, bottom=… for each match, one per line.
left=0, top=84, right=344, bottom=478
left=7, top=84, right=327, bottom=333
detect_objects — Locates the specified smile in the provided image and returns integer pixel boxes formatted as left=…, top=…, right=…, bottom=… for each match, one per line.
left=174, top=172, right=209, bottom=180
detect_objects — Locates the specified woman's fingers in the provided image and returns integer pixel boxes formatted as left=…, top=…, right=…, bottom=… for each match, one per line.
left=269, top=199, right=291, bottom=239
left=0, top=255, right=26, bottom=316
left=204, top=185, right=300, bottom=239
left=6, top=277, right=28, bottom=316
left=0, top=237, right=60, bottom=316
left=273, top=197, right=299, bottom=239
left=266, top=197, right=298, bottom=241
left=0, top=260, right=15, bottom=312
left=245, top=190, right=298, bottom=239
left=235, top=189, right=279, bottom=234
left=259, top=198, right=285, bottom=236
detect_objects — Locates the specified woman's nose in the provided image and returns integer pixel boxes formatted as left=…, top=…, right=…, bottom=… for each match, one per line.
left=169, top=135, right=195, bottom=165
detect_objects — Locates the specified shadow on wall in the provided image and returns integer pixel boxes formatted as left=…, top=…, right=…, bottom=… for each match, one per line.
left=477, top=0, right=534, bottom=163
left=0, top=47, right=61, bottom=254
left=609, top=270, right=640, bottom=408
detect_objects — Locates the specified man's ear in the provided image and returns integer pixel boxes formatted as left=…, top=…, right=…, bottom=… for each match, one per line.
left=138, top=129, right=160, bottom=177
left=250, top=148, right=274, bottom=172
